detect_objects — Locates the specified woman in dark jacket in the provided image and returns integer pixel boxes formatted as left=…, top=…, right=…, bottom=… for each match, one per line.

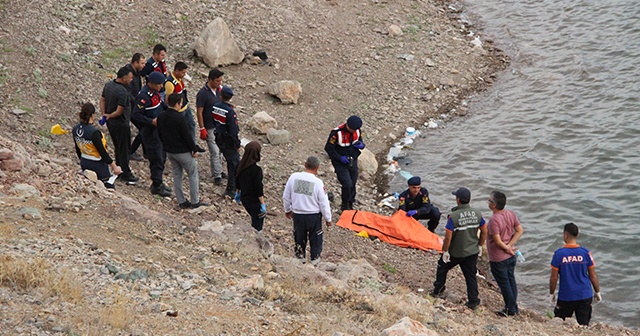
left=72, top=103, right=121, bottom=188
left=235, top=141, right=265, bottom=231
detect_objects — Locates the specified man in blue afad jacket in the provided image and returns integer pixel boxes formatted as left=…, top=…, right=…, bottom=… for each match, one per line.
left=550, top=222, right=601, bottom=326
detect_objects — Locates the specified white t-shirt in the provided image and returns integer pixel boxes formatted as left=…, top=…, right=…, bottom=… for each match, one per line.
left=283, top=171, right=332, bottom=222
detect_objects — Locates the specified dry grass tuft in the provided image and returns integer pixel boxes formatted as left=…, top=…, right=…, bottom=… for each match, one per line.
left=0, top=255, right=47, bottom=289
left=0, top=222, right=15, bottom=239
left=0, top=255, right=84, bottom=303
left=100, top=285, right=131, bottom=329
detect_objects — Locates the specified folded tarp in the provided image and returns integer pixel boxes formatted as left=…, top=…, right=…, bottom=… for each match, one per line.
left=337, top=210, right=443, bottom=253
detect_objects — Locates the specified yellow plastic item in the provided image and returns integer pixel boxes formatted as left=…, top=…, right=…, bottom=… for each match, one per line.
left=355, top=230, right=369, bottom=238
left=51, top=124, right=68, bottom=135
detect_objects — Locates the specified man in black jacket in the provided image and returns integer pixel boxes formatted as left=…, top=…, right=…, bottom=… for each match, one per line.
left=398, top=176, right=441, bottom=232
left=100, top=66, right=138, bottom=184
left=212, top=86, right=241, bottom=198
left=324, top=115, right=365, bottom=211
left=157, top=93, right=207, bottom=209
left=126, top=53, right=146, bottom=161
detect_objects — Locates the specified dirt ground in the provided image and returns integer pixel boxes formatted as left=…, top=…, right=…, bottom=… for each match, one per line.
left=1, top=0, right=637, bottom=335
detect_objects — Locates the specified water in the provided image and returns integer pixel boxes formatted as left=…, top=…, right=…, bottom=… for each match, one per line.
left=390, top=0, right=640, bottom=328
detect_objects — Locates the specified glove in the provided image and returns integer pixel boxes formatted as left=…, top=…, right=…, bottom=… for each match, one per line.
left=442, top=251, right=450, bottom=263
left=234, top=191, right=241, bottom=204
left=99, top=116, right=107, bottom=126
left=340, top=156, right=351, bottom=165
left=393, top=192, right=400, bottom=200
left=478, top=245, right=483, bottom=256
left=258, top=204, right=267, bottom=218
left=406, top=210, right=418, bottom=217
left=594, top=292, right=601, bottom=303
left=353, top=141, right=365, bottom=149
left=199, top=128, right=208, bottom=140
left=550, top=293, right=556, bottom=304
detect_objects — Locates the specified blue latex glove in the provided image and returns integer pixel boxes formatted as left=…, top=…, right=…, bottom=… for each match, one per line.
left=234, top=191, right=241, bottom=204
left=99, top=116, right=107, bottom=126
left=353, top=141, right=365, bottom=149
left=406, top=210, right=418, bottom=217
left=259, top=204, right=267, bottom=218
left=393, top=192, right=400, bottom=200
left=340, top=156, right=351, bottom=165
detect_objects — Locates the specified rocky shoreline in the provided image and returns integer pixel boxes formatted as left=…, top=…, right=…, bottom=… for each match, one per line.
left=1, top=0, right=638, bottom=334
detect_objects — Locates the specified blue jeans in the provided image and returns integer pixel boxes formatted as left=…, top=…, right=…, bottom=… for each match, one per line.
left=490, top=256, right=518, bottom=314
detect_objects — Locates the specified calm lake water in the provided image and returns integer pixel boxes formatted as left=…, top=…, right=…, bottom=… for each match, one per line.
left=390, top=0, right=640, bottom=328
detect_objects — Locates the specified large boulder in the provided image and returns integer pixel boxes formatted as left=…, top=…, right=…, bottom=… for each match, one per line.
left=249, top=111, right=278, bottom=134
left=380, top=317, right=439, bottom=336
left=358, top=148, right=378, bottom=177
left=0, top=148, right=13, bottom=160
left=193, top=18, right=244, bottom=67
left=0, top=158, right=23, bottom=171
left=267, top=128, right=290, bottom=145
left=268, top=80, right=302, bottom=104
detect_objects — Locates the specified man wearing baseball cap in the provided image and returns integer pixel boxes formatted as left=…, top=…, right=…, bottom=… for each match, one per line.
left=397, top=176, right=441, bottom=232
left=131, top=71, right=171, bottom=197
left=431, top=187, right=487, bottom=311
left=212, top=85, right=241, bottom=198
left=324, top=115, right=365, bottom=211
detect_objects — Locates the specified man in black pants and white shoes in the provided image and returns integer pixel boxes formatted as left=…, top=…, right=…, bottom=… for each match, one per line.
left=283, top=156, right=332, bottom=266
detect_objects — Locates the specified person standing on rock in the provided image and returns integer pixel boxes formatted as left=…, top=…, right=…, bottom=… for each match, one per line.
left=431, top=187, right=487, bottom=311
left=126, top=52, right=146, bottom=162
left=212, top=86, right=241, bottom=198
left=236, top=141, right=266, bottom=232
left=324, top=115, right=365, bottom=211
left=196, top=68, right=225, bottom=186
left=283, top=156, right=332, bottom=266
left=486, top=191, right=524, bottom=317
left=73, top=103, right=121, bottom=189
left=131, top=71, right=171, bottom=197
left=397, top=176, right=441, bottom=233
left=165, top=61, right=198, bottom=145
left=157, top=93, right=207, bottom=209
left=549, top=222, right=601, bottom=326
left=100, top=66, right=139, bottom=185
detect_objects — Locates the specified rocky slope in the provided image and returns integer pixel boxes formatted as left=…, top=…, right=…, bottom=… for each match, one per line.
left=0, top=0, right=637, bottom=335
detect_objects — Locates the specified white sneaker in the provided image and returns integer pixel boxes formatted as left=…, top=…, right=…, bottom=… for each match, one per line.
left=310, top=258, right=321, bottom=266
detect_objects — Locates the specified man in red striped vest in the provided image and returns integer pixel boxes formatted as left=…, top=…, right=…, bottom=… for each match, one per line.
left=324, top=116, right=365, bottom=211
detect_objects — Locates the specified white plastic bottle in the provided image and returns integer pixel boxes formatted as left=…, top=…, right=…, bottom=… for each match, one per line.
left=515, top=250, right=526, bottom=263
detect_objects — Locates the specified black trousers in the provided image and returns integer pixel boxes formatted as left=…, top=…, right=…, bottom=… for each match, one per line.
left=243, top=201, right=264, bottom=232
left=141, top=126, right=165, bottom=185
left=433, top=253, right=480, bottom=305
left=413, top=207, right=441, bottom=232
left=106, top=119, right=132, bottom=174
left=130, top=120, right=144, bottom=155
left=333, top=159, right=358, bottom=207
left=293, top=213, right=323, bottom=261
left=555, top=297, right=593, bottom=326
left=219, top=145, right=240, bottom=191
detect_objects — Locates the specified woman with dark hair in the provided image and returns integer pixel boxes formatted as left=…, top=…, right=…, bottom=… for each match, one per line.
left=235, top=141, right=265, bottom=231
left=72, top=102, right=121, bottom=188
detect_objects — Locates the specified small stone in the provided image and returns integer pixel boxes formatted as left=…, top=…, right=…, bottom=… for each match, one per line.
left=397, top=54, right=415, bottom=61
left=388, top=24, right=403, bottom=37
left=150, top=290, right=162, bottom=298
left=249, top=111, right=278, bottom=134
left=19, top=207, right=42, bottom=220
left=268, top=80, right=301, bottom=104
left=84, top=170, right=98, bottom=182
left=266, top=128, right=290, bottom=145
left=11, top=108, right=27, bottom=116
left=0, top=158, right=23, bottom=171
left=0, top=148, right=14, bottom=160
left=425, top=58, right=436, bottom=67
